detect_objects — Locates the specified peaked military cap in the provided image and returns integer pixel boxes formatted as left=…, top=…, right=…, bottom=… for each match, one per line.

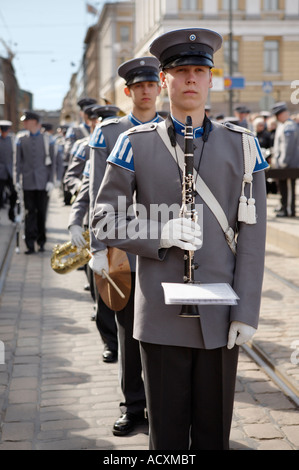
left=20, top=110, right=40, bottom=122
left=41, top=122, right=53, bottom=131
left=0, top=120, right=12, bottom=130
left=118, top=57, right=160, bottom=86
left=149, top=28, right=223, bottom=70
left=77, top=97, right=97, bottom=110
left=91, top=105, right=120, bottom=119
left=235, top=105, right=250, bottom=114
left=271, top=102, right=288, bottom=116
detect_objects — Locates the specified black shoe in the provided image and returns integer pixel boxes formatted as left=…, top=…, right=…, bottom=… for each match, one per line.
left=38, top=245, right=45, bottom=252
left=102, top=348, right=118, bottom=363
left=276, top=210, right=288, bottom=218
left=25, top=248, right=35, bottom=255
left=112, top=412, right=147, bottom=436
left=8, top=209, right=15, bottom=222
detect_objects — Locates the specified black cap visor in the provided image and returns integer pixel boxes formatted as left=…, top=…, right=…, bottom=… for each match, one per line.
left=160, top=42, right=214, bottom=70
left=162, top=54, right=214, bottom=70
left=126, top=69, right=160, bottom=86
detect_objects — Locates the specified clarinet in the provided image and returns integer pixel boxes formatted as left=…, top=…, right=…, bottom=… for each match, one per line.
left=179, top=116, right=200, bottom=317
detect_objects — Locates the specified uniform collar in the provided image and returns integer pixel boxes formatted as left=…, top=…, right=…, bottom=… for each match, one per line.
left=171, top=115, right=204, bottom=139
left=30, top=130, right=41, bottom=136
left=129, top=112, right=160, bottom=126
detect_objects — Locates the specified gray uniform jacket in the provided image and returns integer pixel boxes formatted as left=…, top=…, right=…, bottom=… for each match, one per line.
left=64, top=136, right=90, bottom=194
left=273, top=119, right=299, bottom=169
left=16, top=132, right=55, bottom=190
left=89, top=113, right=162, bottom=269
left=91, top=120, right=268, bottom=350
left=0, top=135, right=14, bottom=180
left=63, top=123, right=90, bottom=166
left=68, top=169, right=90, bottom=228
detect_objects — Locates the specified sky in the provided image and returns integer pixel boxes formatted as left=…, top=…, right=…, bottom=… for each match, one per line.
left=0, top=0, right=124, bottom=111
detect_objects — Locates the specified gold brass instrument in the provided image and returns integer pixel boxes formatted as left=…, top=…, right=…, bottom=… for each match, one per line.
left=94, top=247, right=131, bottom=312
left=51, top=230, right=91, bottom=274
left=179, top=116, right=200, bottom=318
left=51, top=230, right=131, bottom=311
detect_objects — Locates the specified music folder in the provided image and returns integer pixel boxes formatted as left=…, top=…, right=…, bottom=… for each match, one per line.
left=162, top=282, right=239, bottom=306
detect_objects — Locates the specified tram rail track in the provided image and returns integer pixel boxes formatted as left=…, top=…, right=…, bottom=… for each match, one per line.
left=242, top=261, right=299, bottom=408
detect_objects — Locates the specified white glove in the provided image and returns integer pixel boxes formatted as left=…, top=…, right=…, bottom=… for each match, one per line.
left=15, top=182, right=22, bottom=192
left=160, top=218, right=202, bottom=251
left=69, top=225, right=86, bottom=248
left=46, top=181, right=54, bottom=193
left=88, top=249, right=109, bottom=278
left=227, top=321, right=257, bottom=350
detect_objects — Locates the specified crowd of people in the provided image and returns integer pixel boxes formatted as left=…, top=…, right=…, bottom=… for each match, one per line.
left=0, top=26, right=299, bottom=450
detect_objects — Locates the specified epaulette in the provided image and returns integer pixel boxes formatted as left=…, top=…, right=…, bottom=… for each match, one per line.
left=126, top=122, right=158, bottom=135
left=100, top=117, right=120, bottom=128
left=223, top=121, right=254, bottom=137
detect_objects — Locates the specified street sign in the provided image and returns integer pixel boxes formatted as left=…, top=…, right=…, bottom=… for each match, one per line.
left=259, top=94, right=275, bottom=111
left=262, top=81, right=273, bottom=94
left=224, top=77, right=246, bottom=90
left=212, top=68, right=224, bottom=91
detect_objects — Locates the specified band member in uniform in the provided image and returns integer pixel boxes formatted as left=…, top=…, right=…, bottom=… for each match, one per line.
left=0, top=120, right=17, bottom=221
left=63, top=97, right=97, bottom=205
left=91, top=29, right=268, bottom=449
left=16, top=111, right=55, bottom=254
left=272, top=102, right=299, bottom=217
left=64, top=105, right=119, bottom=200
left=68, top=105, right=121, bottom=362
left=88, top=57, right=162, bottom=436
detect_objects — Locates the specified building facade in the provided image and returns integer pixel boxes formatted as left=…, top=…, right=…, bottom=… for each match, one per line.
left=60, top=1, right=134, bottom=122
left=61, top=0, right=299, bottom=120
left=132, top=0, right=299, bottom=116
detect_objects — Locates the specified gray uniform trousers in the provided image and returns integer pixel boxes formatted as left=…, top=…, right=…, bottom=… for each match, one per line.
left=140, top=342, right=239, bottom=450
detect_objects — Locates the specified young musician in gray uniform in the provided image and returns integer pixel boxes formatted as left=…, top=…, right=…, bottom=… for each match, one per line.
left=271, top=101, right=299, bottom=217
left=64, top=105, right=119, bottom=200
left=63, top=97, right=97, bottom=205
left=91, top=29, right=268, bottom=450
left=16, top=111, right=55, bottom=254
left=88, top=57, right=162, bottom=436
left=68, top=105, right=121, bottom=363
left=0, top=120, right=17, bottom=221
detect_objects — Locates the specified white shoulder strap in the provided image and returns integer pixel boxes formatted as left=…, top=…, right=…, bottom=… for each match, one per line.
left=156, top=121, right=236, bottom=255
left=43, top=133, right=52, bottom=166
left=80, top=123, right=90, bottom=138
left=238, top=133, right=258, bottom=224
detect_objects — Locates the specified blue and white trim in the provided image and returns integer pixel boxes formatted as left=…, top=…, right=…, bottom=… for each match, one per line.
left=253, top=138, right=269, bottom=173
left=89, top=126, right=106, bottom=149
left=108, top=134, right=134, bottom=172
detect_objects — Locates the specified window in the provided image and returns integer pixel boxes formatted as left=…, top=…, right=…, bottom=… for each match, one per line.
left=263, top=0, right=278, bottom=10
left=224, top=40, right=239, bottom=74
left=264, top=40, right=279, bottom=73
left=181, top=0, right=197, bottom=9
left=119, top=26, right=130, bottom=42
left=222, top=0, right=238, bottom=10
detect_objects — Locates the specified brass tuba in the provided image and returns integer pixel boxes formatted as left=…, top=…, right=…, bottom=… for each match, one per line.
left=51, top=229, right=91, bottom=274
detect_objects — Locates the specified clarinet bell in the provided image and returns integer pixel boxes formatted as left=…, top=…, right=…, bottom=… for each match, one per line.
left=179, top=304, right=200, bottom=318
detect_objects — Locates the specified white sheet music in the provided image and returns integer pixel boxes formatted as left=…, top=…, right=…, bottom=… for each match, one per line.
left=162, top=282, right=239, bottom=306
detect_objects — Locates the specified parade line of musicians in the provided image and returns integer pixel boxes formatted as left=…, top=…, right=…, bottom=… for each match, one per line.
left=1, top=28, right=299, bottom=451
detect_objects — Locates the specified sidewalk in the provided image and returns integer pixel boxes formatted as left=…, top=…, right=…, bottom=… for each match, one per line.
left=0, top=188, right=298, bottom=450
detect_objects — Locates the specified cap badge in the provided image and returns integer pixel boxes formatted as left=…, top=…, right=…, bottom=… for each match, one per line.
left=140, top=60, right=145, bottom=66
left=189, top=34, right=196, bottom=41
